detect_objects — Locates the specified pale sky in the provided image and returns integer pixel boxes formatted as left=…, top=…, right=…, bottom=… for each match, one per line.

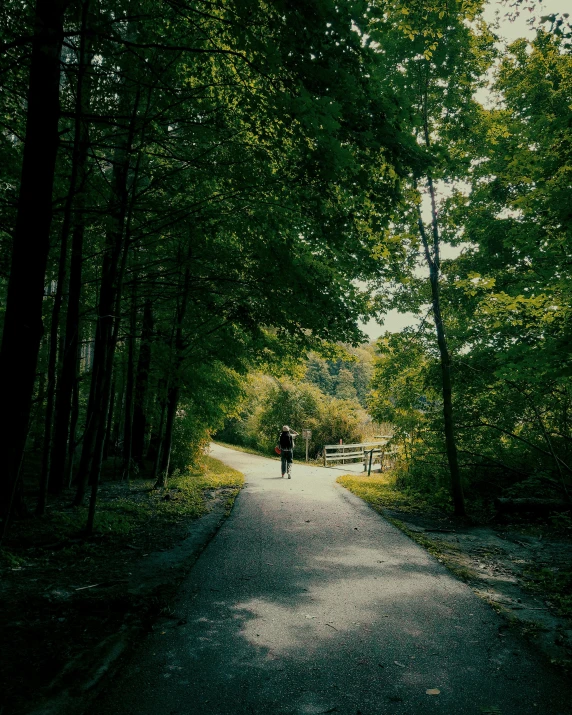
left=360, top=0, right=568, bottom=343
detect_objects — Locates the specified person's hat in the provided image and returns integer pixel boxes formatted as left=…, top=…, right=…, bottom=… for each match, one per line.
left=282, top=425, right=289, bottom=431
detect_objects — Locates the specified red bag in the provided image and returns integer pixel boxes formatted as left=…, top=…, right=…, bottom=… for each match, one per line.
left=274, top=446, right=281, bottom=455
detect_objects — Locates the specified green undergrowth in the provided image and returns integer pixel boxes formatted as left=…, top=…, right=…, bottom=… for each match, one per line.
left=5, top=455, right=244, bottom=555
left=337, top=472, right=445, bottom=513
left=0, top=456, right=244, bottom=713
left=523, top=566, right=572, bottom=619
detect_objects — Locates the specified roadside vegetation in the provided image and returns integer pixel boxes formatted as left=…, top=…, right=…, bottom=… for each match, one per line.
left=339, top=471, right=572, bottom=667
left=1, top=0, right=572, bottom=697
left=216, top=347, right=386, bottom=460
left=0, top=456, right=243, bottom=713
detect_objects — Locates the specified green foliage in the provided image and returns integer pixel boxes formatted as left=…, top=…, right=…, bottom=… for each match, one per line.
left=217, top=370, right=369, bottom=458
left=302, top=346, right=375, bottom=406
left=366, top=14, right=572, bottom=510
left=522, top=566, right=572, bottom=619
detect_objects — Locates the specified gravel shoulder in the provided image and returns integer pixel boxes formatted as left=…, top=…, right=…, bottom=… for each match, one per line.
left=338, top=473, right=572, bottom=670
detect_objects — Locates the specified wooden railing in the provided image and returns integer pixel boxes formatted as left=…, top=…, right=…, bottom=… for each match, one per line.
left=323, top=438, right=393, bottom=472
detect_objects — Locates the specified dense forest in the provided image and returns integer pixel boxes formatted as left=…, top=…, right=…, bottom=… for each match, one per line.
left=1, top=0, right=571, bottom=537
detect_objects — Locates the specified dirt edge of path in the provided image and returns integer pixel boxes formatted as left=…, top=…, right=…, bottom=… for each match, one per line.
left=1, top=479, right=243, bottom=715
left=35, top=501, right=235, bottom=715
left=338, top=485, right=572, bottom=672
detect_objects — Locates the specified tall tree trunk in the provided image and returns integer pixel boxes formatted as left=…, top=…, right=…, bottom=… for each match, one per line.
left=154, top=258, right=191, bottom=488
left=49, top=0, right=93, bottom=496
left=156, top=385, right=179, bottom=487
left=37, top=235, right=68, bottom=515
left=414, top=77, right=466, bottom=517
left=66, top=374, right=80, bottom=487
left=150, top=379, right=167, bottom=478
left=74, top=220, right=130, bottom=506
left=102, top=374, right=116, bottom=462
left=132, top=300, right=153, bottom=464
left=73, top=78, right=142, bottom=506
left=0, top=0, right=67, bottom=532
left=417, top=186, right=465, bottom=517
left=122, top=276, right=138, bottom=476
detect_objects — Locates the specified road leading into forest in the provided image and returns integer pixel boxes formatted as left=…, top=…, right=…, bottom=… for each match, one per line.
left=89, top=444, right=571, bottom=715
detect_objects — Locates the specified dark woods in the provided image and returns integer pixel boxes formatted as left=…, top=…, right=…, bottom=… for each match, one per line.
left=2, top=0, right=570, bottom=535
left=0, top=0, right=412, bottom=535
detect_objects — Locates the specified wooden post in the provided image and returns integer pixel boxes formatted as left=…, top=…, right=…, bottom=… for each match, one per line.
left=302, top=429, right=311, bottom=463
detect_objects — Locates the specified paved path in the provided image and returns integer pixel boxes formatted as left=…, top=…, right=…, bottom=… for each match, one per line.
left=90, top=445, right=571, bottom=715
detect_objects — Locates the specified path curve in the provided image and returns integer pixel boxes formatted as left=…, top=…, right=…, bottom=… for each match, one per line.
left=89, top=444, right=571, bottom=714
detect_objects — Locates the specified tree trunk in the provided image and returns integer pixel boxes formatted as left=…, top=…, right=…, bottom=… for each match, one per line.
left=66, top=374, right=80, bottom=487
left=73, top=194, right=130, bottom=504
left=102, top=374, right=116, bottom=462
left=122, top=277, right=138, bottom=476
left=155, top=385, right=180, bottom=488
left=37, top=233, right=68, bottom=515
left=150, top=377, right=168, bottom=479
left=154, top=258, right=191, bottom=488
left=0, top=0, right=67, bottom=532
left=85, top=241, right=129, bottom=532
left=429, top=260, right=465, bottom=516
left=417, top=180, right=465, bottom=517
left=132, top=300, right=153, bottom=464
left=49, top=0, right=93, bottom=495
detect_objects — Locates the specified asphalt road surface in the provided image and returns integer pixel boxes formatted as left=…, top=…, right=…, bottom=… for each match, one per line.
left=89, top=444, right=571, bottom=715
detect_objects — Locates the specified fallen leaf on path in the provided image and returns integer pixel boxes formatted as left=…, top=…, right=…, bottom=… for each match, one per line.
left=394, top=661, right=406, bottom=668
left=426, top=689, right=440, bottom=695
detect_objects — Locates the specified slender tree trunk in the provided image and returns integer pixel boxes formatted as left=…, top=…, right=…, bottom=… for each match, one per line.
left=85, top=239, right=129, bottom=533
left=73, top=207, right=129, bottom=504
left=49, top=0, right=93, bottom=495
left=102, top=374, right=116, bottom=462
left=132, top=300, right=153, bottom=464
left=33, top=364, right=48, bottom=451
left=0, top=0, right=67, bottom=532
left=155, top=385, right=179, bottom=487
left=154, top=257, right=191, bottom=488
left=151, top=383, right=168, bottom=480
left=73, top=81, right=141, bottom=506
left=37, top=243, right=67, bottom=515
left=122, top=277, right=138, bottom=476
left=417, top=189, right=465, bottom=517
left=66, top=375, right=80, bottom=487
left=413, top=77, right=466, bottom=516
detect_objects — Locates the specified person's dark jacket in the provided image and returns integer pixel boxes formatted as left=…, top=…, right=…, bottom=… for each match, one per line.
left=279, top=432, right=293, bottom=451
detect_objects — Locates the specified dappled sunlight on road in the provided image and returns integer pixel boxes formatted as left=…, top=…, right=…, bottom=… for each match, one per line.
left=89, top=443, right=572, bottom=715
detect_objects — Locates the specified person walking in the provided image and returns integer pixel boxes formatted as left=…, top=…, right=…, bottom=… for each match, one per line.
left=278, top=425, right=299, bottom=478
